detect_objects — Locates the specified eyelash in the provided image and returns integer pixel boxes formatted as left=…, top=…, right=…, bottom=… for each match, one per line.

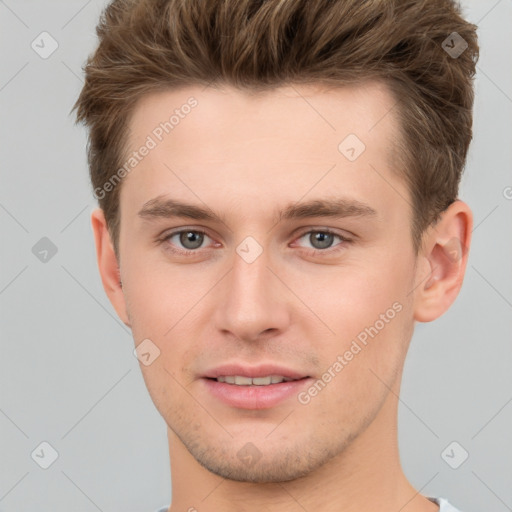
left=158, top=228, right=352, bottom=256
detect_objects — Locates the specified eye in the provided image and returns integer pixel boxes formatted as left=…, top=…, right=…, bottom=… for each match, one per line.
left=163, top=229, right=213, bottom=252
left=294, top=229, right=350, bottom=253
left=306, top=231, right=336, bottom=250
left=158, top=227, right=350, bottom=257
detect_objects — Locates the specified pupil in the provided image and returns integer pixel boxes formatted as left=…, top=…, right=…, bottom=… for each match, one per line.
left=180, top=231, right=203, bottom=249
left=311, top=232, right=333, bottom=249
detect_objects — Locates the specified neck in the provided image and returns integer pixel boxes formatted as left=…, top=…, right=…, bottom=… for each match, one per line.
left=166, top=382, right=437, bottom=512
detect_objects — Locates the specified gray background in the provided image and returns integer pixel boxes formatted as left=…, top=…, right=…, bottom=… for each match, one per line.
left=1, top=0, right=511, bottom=510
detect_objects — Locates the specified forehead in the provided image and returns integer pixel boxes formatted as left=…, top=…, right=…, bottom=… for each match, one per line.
left=120, top=80, right=408, bottom=228
left=126, top=80, right=399, bottom=163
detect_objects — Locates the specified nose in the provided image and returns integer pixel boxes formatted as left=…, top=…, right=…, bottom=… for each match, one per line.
left=213, top=245, right=290, bottom=343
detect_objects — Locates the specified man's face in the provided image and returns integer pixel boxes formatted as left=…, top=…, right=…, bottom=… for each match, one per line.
left=117, top=81, right=420, bottom=482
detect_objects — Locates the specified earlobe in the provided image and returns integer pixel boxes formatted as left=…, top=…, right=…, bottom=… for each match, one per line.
left=413, top=200, right=472, bottom=323
left=90, top=208, right=131, bottom=327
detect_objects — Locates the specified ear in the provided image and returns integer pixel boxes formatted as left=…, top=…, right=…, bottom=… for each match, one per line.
left=91, top=208, right=131, bottom=327
left=413, top=200, right=472, bottom=323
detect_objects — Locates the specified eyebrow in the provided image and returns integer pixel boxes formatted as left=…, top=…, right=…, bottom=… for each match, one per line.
left=277, top=198, right=377, bottom=222
left=138, top=195, right=377, bottom=225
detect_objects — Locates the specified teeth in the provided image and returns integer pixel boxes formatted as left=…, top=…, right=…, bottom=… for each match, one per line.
left=234, top=376, right=252, bottom=385
left=215, top=375, right=296, bottom=386
left=252, top=376, right=273, bottom=385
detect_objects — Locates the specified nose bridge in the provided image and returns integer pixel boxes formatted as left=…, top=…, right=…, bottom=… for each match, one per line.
left=231, top=247, right=269, bottom=300
left=214, top=241, right=288, bottom=340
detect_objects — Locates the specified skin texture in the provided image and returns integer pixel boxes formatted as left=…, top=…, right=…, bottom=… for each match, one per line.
left=91, top=81, right=472, bottom=512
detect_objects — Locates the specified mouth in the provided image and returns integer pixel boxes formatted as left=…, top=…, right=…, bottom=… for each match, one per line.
left=201, top=367, right=312, bottom=409
left=208, top=375, right=303, bottom=386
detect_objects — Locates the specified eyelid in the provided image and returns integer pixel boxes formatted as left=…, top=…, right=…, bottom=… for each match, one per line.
left=293, top=226, right=353, bottom=240
left=159, top=225, right=212, bottom=239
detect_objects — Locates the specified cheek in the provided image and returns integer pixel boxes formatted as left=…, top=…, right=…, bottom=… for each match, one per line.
left=289, top=254, right=414, bottom=388
left=299, top=299, right=412, bottom=427
left=122, top=256, right=211, bottom=381
left=290, top=257, right=412, bottom=340
left=122, top=255, right=196, bottom=336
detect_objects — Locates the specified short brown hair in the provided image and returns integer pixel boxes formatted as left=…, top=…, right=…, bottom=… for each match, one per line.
left=74, top=0, right=478, bottom=256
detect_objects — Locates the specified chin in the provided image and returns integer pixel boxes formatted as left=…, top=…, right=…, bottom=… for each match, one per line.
left=182, top=434, right=350, bottom=483
left=195, top=454, right=322, bottom=483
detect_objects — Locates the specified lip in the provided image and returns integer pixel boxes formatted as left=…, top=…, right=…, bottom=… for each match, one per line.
left=202, top=363, right=308, bottom=380
left=201, top=363, right=312, bottom=410
left=202, top=377, right=312, bottom=409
